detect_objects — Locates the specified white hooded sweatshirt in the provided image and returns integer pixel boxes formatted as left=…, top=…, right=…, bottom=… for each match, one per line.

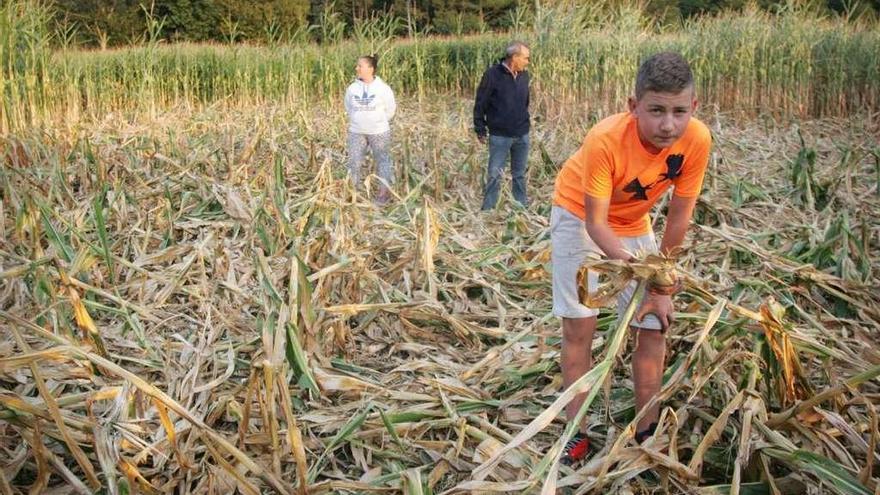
left=344, top=76, right=396, bottom=135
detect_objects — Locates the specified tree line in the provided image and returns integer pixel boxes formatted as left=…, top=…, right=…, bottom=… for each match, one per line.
left=52, top=0, right=880, bottom=47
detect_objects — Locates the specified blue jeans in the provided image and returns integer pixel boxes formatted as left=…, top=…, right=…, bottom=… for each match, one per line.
left=481, top=133, right=529, bottom=210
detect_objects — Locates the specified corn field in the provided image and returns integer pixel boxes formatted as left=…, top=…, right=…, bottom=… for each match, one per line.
left=2, top=1, right=880, bottom=494
left=2, top=2, right=880, bottom=133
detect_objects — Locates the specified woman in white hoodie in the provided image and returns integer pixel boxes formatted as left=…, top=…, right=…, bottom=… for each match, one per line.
left=344, top=54, right=397, bottom=204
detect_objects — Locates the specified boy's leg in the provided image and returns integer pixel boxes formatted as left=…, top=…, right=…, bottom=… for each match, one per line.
left=481, top=135, right=513, bottom=210
left=562, top=316, right=596, bottom=429
left=509, top=133, right=530, bottom=206
left=550, top=206, right=601, bottom=433
left=631, top=327, right=666, bottom=434
left=617, top=232, right=665, bottom=436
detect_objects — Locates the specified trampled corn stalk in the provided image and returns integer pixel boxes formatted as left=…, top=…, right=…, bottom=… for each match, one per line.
left=1, top=90, right=878, bottom=494
left=465, top=250, right=867, bottom=494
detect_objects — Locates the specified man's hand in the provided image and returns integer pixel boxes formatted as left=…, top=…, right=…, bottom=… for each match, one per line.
left=477, top=134, right=487, bottom=145
left=636, top=292, right=674, bottom=331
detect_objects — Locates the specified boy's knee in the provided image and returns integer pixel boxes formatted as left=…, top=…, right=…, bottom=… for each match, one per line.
left=562, top=330, right=588, bottom=346
left=562, top=319, right=594, bottom=346
left=632, top=327, right=666, bottom=353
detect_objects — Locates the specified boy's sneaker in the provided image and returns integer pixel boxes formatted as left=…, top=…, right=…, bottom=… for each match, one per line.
left=635, top=422, right=658, bottom=444
left=561, top=432, right=591, bottom=465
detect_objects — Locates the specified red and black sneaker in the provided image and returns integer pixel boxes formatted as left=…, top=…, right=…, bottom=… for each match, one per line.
left=561, top=432, right=591, bottom=465
left=635, top=422, right=658, bottom=445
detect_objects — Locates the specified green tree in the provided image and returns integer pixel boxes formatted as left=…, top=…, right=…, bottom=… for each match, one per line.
left=49, top=0, right=880, bottom=46
left=213, top=0, right=310, bottom=41
left=154, top=0, right=220, bottom=41
left=53, top=0, right=143, bottom=46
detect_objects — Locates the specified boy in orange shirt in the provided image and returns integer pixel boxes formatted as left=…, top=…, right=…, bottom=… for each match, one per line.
left=551, top=52, right=712, bottom=464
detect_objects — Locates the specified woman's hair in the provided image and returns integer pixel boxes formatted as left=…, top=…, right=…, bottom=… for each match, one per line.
left=359, top=54, right=379, bottom=74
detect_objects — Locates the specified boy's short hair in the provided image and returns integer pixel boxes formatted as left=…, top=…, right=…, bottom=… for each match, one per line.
left=635, top=52, right=694, bottom=100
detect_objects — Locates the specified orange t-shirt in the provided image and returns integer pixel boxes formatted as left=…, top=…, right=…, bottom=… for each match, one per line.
left=553, top=112, right=712, bottom=236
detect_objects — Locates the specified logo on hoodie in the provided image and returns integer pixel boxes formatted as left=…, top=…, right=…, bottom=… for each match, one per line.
left=352, top=86, right=376, bottom=110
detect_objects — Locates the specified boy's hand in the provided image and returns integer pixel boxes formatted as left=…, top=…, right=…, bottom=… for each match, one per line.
left=637, top=292, right=674, bottom=331
left=647, top=278, right=681, bottom=296
left=477, top=134, right=487, bottom=144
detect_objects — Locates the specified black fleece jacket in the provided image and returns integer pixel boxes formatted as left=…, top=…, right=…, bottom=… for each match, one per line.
left=473, top=62, right=530, bottom=138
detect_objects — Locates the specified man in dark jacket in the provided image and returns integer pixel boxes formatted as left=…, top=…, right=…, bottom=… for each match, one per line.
left=473, top=41, right=531, bottom=210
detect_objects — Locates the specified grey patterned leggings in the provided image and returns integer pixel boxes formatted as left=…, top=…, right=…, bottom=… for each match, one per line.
left=347, top=130, right=393, bottom=186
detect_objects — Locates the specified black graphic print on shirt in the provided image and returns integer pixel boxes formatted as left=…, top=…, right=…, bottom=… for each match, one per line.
left=623, top=178, right=651, bottom=200
left=660, top=154, right=684, bottom=181
left=624, top=154, right=685, bottom=201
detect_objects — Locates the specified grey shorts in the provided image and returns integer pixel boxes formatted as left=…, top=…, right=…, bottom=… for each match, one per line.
left=550, top=206, right=662, bottom=330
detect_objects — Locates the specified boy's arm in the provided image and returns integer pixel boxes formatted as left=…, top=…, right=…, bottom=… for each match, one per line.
left=665, top=125, right=711, bottom=254
left=586, top=193, right=675, bottom=329
left=636, top=194, right=698, bottom=330
left=584, top=194, right=631, bottom=261
left=659, top=194, right=698, bottom=255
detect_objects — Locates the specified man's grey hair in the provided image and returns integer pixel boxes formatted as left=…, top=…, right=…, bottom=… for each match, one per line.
left=505, top=41, right=529, bottom=59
